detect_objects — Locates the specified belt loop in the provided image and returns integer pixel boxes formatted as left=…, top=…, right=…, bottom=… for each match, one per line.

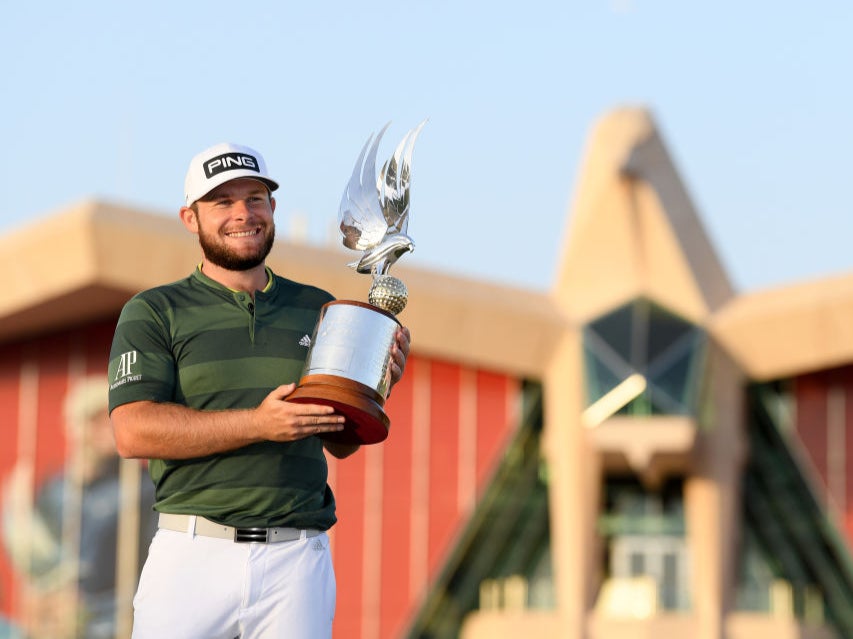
left=187, top=515, right=197, bottom=539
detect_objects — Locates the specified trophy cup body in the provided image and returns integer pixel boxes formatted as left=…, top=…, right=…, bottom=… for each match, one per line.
left=287, top=121, right=425, bottom=445
left=288, top=301, right=400, bottom=443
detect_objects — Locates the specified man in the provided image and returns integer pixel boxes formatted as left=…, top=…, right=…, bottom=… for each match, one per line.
left=108, top=142, right=410, bottom=638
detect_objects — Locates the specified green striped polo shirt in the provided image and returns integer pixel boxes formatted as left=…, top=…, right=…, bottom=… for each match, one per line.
left=108, top=266, right=337, bottom=529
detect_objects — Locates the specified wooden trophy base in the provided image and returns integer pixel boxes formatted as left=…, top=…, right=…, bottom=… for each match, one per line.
left=287, top=374, right=390, bottom=445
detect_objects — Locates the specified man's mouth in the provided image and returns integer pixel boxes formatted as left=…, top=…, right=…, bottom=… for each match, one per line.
left=226, top=228, right=261, bottom=238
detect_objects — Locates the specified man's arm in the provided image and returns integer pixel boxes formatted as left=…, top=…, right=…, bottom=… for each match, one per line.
left=112, top=383, right=345, bottom=460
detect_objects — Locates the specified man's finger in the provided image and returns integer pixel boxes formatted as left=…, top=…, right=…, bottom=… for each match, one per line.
left=274, top=383, right=297, bottom=399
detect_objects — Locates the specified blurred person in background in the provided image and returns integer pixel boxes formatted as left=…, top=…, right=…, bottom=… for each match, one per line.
left=2, top=376, right=157, bottom=639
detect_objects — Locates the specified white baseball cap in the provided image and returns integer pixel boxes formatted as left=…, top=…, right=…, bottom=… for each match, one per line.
left=184, top=142, right=279, bottom=206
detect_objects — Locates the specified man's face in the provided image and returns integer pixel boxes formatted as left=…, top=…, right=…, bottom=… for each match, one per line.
left=192, top=178, right=276, bottom=271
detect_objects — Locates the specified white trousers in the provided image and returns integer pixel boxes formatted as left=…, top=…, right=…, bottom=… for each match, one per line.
left=131, top=524, right=336, bottom=639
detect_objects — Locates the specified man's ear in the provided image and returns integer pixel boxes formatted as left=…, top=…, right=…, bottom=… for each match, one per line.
left=179, top=206, right=199, bottom=233
left=270, top=196, right=276, bottom=214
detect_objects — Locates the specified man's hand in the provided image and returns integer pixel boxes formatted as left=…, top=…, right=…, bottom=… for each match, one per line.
left=255, top=384, right=345, bottom=442
left=389, top=327, right=411, bottom=388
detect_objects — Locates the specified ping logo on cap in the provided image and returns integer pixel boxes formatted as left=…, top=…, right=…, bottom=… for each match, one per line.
left=204, top=152, right=260, bottom=179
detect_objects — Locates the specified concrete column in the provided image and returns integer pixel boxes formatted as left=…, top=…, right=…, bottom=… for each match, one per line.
left=543, top=327, right=600, bottom=638
left=685, top=345, right=747, bottom=639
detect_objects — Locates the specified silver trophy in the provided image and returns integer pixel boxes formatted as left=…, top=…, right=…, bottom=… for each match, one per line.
left=288, top=121, right=426, bottom=444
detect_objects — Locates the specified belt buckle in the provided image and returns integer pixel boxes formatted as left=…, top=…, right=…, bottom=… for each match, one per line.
left=235, top=527, right=268, bottom=543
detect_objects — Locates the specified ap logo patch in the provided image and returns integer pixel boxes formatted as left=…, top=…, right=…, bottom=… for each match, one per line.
left=110, top=350, right=141, bottom=390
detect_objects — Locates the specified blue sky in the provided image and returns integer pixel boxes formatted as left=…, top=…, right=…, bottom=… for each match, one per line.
left=2, top=1, right=852, bottom=293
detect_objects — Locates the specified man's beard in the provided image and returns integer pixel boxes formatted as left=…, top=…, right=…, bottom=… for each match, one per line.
left=198, top=223, right=276, bottom=271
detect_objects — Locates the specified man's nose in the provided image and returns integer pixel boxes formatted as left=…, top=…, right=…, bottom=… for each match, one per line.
left=231, top=198, right=253, bottom=217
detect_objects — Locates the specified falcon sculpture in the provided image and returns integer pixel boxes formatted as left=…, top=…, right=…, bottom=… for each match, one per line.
left=339, top=120, right=426, bottom=276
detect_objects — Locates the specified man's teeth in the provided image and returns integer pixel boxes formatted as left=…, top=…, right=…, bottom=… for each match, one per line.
left=227, top=230, right=258, bottom=238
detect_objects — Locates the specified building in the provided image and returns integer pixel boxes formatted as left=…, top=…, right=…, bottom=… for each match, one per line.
left=1, top=107, right=852, bottom=638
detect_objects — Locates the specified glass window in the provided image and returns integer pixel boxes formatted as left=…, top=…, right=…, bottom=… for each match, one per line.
left=583, top=298, right=705, bottom=417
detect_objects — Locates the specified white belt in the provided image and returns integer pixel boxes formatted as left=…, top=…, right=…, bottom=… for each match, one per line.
left=158, top=513, right=322, bottom=544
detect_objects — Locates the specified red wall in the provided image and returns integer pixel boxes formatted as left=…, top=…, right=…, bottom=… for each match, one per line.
left=0, top=319, right=521, bottom=638
left=0, top=319, right=116, bottom=622
left=794, top=365, right=853, bottom=546
left=328, top=357, right=520, bottom=638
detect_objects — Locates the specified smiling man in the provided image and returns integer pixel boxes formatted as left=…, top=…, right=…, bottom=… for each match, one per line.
left=107, top=142, right=411, bottom=638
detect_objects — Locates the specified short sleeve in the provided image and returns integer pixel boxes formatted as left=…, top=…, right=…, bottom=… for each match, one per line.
left=108, top=294, right=177, bottom=412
